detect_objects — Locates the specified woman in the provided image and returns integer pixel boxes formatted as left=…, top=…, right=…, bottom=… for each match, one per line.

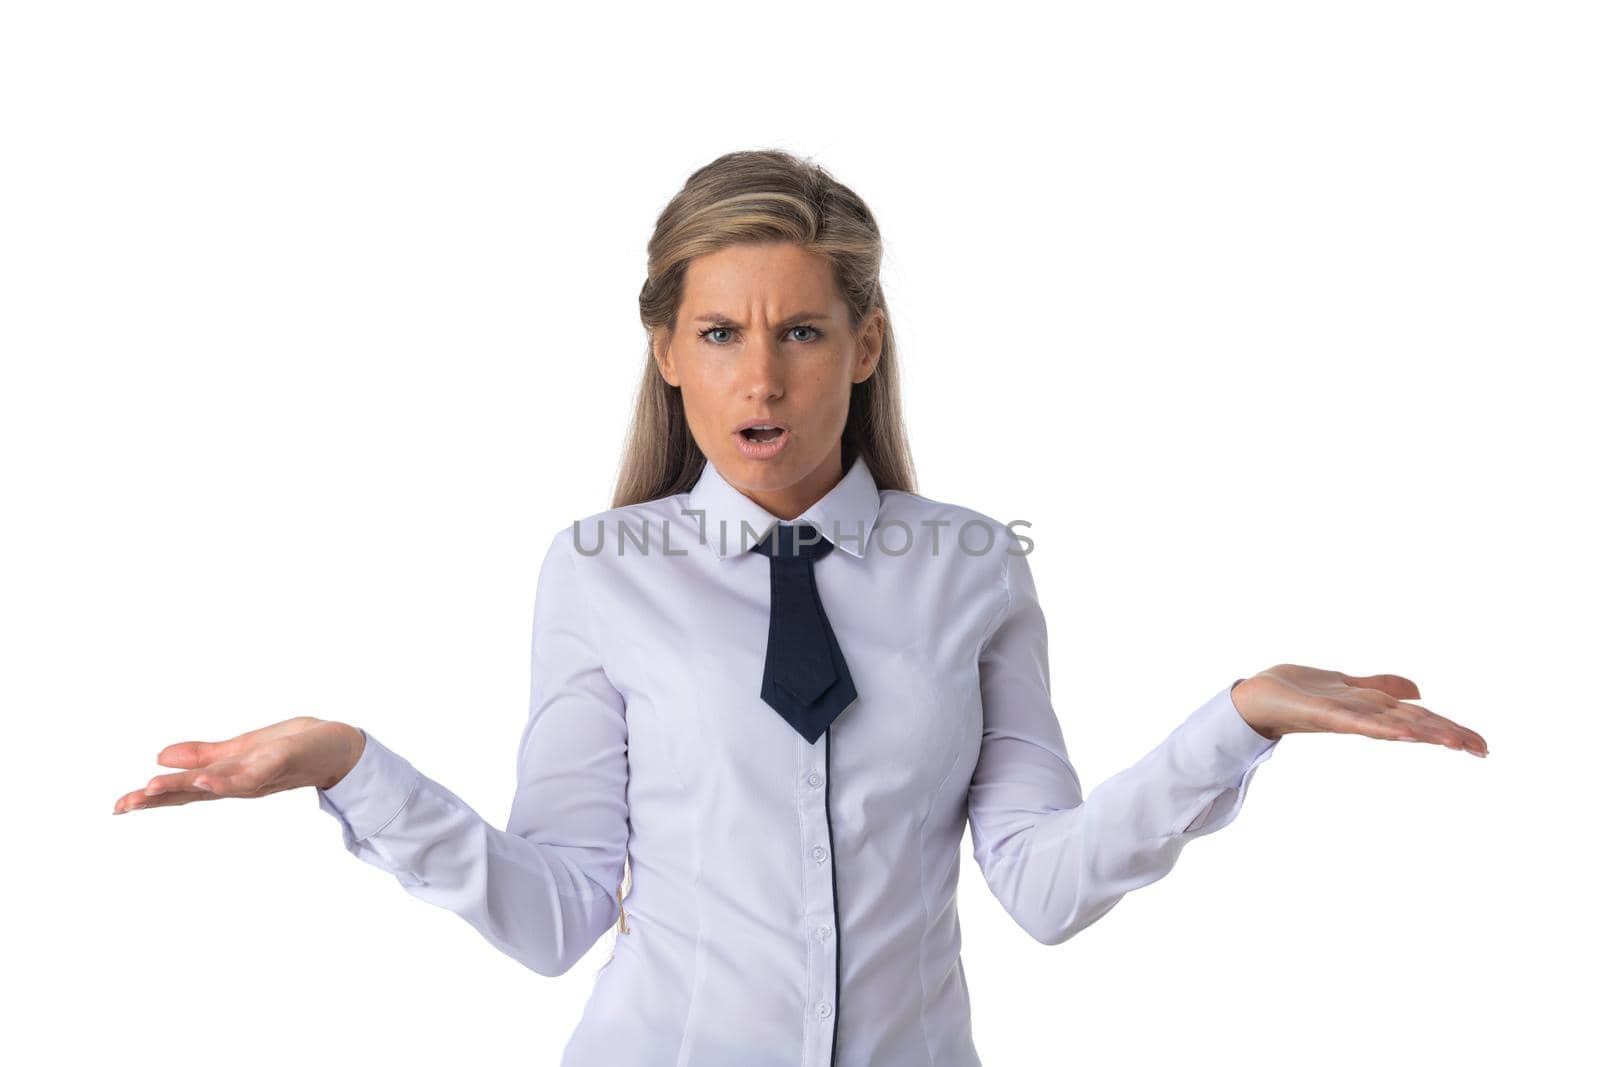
left=113, top=149, right=1489, bottom=1067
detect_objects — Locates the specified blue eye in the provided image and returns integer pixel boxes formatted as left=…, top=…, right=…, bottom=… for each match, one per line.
left=695, top=324, right=825, bottom=345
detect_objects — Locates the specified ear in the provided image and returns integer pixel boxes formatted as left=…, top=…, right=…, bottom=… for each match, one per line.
left=851, top=309, right=885, bottom=384
left=651, top=326, right=680, bottom=387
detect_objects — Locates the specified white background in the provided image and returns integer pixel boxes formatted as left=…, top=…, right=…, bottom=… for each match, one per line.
left=4, top=2, right=1595, bottom=1064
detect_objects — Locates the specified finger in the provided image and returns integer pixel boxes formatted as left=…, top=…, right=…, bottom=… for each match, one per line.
left=115, top=758, right=270, bottom=813
left=169, top=755, right=282, bottom=800
left=1339, top=672, right=1421, bottom=701
left=142, top=769, right=218, bottom=797
left=155, top=745, right=211, bottom=769
left=143, top=758, right=264, bottom=797
left=184, top=765, right=257, bottom=798
left=1310, top=699, right=1468, bottom=755
left=1422, top=709, right=1487, bottom=755
left=1355, top=698, right=1488, bottom=757
left=113, top=786, right=219, bottom=814
left=1392, top=701, right=1489, bottom=757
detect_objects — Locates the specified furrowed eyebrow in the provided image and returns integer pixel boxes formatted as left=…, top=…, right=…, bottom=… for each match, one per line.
left=693, top=310, right=829, bottom=328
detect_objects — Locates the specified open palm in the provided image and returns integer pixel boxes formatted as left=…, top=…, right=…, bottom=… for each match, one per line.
left=1234, top=663, right=1488, bottom=756
left=112, top=716, right=362, bottom=814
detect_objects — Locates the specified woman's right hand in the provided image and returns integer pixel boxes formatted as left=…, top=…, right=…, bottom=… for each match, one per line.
left=112, top=717, right=365, bottom=814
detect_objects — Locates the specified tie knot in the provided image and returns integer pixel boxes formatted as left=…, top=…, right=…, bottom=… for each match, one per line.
left=752, top=522, right=836, bottom=562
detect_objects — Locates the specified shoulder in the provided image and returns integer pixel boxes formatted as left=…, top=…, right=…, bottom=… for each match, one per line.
left=540, top=495, right=684, bottom=572
left=875, top=487, right=1030, bottom=564
left=877, top=488, right=1037, bottom=646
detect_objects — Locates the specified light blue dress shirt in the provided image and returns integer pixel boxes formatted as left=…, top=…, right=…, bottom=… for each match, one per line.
left=317, top=453, right=1279, bottom=1066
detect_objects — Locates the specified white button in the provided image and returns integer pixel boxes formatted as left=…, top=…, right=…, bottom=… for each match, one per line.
left=807, top=771, right=823, bottom=788
left=812, top=845, right=828, bottom=864
left=816, top=1001, right=832, bottom=1019
left=815, top=923, right=832, bottom=941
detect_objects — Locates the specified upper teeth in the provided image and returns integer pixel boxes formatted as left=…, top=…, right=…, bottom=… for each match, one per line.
left=750, top=425, right=777, bottom=430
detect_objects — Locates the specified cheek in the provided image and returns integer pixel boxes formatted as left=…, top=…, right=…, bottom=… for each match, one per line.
left=799, top=357, right=854, bottom=422
left=675, top=362, right=737, bottom=424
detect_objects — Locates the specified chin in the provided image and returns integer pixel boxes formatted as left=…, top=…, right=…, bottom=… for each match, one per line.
left=719, top=446, right=808, bottom=490
left=722, top=455, right=792, bottom=488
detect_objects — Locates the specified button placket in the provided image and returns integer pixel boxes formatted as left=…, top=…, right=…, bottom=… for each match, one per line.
left=797, top=735, right=839, bottom=1067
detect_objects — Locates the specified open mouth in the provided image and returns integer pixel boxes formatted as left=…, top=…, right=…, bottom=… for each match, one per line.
left=734, top=422, right=791, bottom=458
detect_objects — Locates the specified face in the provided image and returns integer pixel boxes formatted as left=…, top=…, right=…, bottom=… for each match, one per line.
left=653, top=241, right=883, bottom=520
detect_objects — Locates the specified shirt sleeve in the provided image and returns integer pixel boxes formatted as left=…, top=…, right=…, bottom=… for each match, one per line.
left=315, top=528, right=630, bottom=977
left=966, top=543, right=1278, bottom=946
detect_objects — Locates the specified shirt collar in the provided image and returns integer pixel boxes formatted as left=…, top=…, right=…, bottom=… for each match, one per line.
left=685, top=453, right=881, bottom=562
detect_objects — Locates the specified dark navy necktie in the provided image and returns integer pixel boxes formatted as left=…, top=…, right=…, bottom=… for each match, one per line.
left=751, top=522, right=858, bottom=745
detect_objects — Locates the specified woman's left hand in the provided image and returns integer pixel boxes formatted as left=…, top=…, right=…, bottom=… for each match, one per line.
left=1231, top=664, right=1488, bottom=757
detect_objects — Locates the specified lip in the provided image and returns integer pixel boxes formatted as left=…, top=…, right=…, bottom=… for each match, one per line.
left=734, top=417, right=792, bottom=434
left=732, top=418, right=791, bottom=461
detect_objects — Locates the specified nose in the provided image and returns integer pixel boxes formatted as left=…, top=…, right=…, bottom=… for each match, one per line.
left=741, top=334, right=784, bottom=402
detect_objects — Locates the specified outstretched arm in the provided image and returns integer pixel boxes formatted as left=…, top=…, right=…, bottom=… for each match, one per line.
left=966, top=543, right=1486, bottom=947
left=965, top=542, right=1278, bottom=946
left=114, top=527, right=631, bottom=979
left=314, top=528, right=630, bottom=977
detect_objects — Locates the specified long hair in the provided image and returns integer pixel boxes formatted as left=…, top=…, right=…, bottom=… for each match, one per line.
left=599, top=148, right=917, bottom=965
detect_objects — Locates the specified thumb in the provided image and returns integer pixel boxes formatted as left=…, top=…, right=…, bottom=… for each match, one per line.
left=155, top=717, right=316, bottom=768
left=1339, top=671, right=1421, bottom=701
left=155, top=740, right=219, bottom=768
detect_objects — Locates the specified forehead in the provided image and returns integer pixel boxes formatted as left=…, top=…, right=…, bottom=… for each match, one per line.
left=680, top=242, right=841, bottom=313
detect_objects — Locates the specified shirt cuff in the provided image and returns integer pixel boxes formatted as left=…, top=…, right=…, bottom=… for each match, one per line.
left=1186, top=679, right=1280, bottom=769
left=315, top=728, right=421, bottom=842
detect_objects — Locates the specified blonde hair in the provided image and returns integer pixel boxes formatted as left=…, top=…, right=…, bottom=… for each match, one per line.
left=601, top=147, right=917, bottom=963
